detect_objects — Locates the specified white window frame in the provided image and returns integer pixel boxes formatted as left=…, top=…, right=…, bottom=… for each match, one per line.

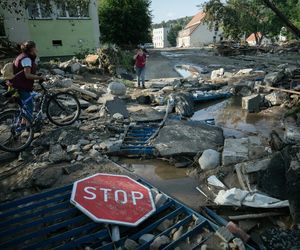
left=27, top=1, right=52, bottom=20
left=57, top=2, right=90, bottom=20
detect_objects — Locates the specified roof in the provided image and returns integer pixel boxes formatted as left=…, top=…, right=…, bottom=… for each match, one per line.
left=178, top=12, right=206, bottom=38
left=185, top=12, right=206, bottom=29
left=246, top=32, right=262, bottom=42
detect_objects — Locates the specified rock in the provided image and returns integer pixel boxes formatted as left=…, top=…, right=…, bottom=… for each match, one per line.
left=112, top=113, right=124, bottom=120
left=155, top=193, right=168, bottom=207
left=85, top=54, right=99, bottom=65
left=85, top=105, right=99, bottom=113
left=67, top=144, right=80, bottom=153
left=77, top=155, right=84, bottom=161
left=215, top=226, right=234, bottom=242
left=264, top=71, right=285, bottom=86
left=78, top=139, right=90, bottom=145
left=265, top=92, right=289, bottom=106
left=32, top=167, right=62, bottom=188
left=236, top=69, right=253, bottom=75
left=199, top=149, right=221, bottom=170
left=170, top=93, right=194, bottom=117
left=173, top=226, right=184, bottom=241
left=242, top=94, right=261, bottom=113
left=150, top=236, right=170, bottom=250
left=233, top=238, right=246, bottom=250
left=52, top=68, right=65, bottom=76
left=211, top=68, right=224, bottom=81
left=124, top=239, right=139, bottom=250
left=63, top=163, right=83, bottom=175
left=153, top=121, right=224, bottom=157
left=139, top=234, right=155, bottom=244
left=49, top=144, right=70, bottom=163
left=222, top=138, right=249, bottom=166
left=99, top=140, right=122, bottom=153
left=136, top=95, right=152, bottom=105
left=82, top=144, right=93, bottom=151
left=157, top=219, right=173, bottom=232
left=71, top=62, right=82, bottom=73
left=107, top=82, right=127, bottom=96
left=284, top=121, right=300, bottom=144
left=60, top=78, right=73, bottom=88
left=89, top=149, right=101, bottom=158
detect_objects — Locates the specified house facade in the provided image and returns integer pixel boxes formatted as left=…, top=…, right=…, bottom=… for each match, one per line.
left=152, top=27, right=170, bottom=48
left=0, top=0, right=100, bottom=57
left=177, top=12, right=222, bottom=48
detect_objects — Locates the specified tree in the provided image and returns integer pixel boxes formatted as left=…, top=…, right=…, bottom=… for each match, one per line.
left=167, top=24, right=183, bottom=46
left=98, top=0, right=152, bottom=48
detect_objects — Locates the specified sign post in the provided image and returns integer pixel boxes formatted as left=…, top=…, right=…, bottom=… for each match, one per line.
left=70, top=173, right=156, bottom=243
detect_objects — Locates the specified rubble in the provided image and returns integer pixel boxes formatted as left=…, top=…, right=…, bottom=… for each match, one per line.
left=242, top=94, right=261, bottom=112
left=199, top=149, right=221, bottom=170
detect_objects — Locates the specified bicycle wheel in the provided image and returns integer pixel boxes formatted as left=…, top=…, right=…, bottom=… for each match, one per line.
left=0, top=109, right=33, bottom=152
left=46, top=92, right=81, bottom=126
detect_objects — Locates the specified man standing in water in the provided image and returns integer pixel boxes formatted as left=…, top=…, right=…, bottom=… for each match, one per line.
left=134, top=47, right=147, bottom=88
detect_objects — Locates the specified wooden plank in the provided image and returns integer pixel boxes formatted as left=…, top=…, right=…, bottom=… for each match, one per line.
left=257, top=85, right=300, bottom=95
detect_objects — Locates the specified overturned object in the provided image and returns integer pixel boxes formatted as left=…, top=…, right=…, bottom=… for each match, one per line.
left=214, top=188, right=289, bottom=208
left=107, top=82, right=127, bottom=96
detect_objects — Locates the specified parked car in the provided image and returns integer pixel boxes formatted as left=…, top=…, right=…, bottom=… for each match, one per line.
left=143, top=43, right=154, bottom=49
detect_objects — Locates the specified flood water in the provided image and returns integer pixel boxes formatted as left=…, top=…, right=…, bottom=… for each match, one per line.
left=192, top=97, right=284, bottom=138
left=119, top=159, right=203, bottom=210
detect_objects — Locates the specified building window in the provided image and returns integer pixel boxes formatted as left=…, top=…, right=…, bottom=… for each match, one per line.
left=0, top=16, right=5, bottom=37
left=57, top=2, right=89, bottom=18
left=27, top=0, right=51, bottom=19
left=52, top=40, right=63, bottom=46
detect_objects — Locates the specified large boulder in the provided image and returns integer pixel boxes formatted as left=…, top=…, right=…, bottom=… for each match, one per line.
left=152, top=121, right=224, bottom=156
left=107, top=82, right=127, bottom=96
left=242, top=94, right=261, bottom=113
left=199, top=149, right=221, bottom=170
left=170, top=93, right=194, bottom=117
left=264, top=71, right=285, bottom=86
left=222, top=138, right=249, bottom=166
left=265, top=92, right=289, bottom=106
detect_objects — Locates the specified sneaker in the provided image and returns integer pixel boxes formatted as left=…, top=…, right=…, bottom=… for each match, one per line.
left=142, top=85, right=146, bottom=89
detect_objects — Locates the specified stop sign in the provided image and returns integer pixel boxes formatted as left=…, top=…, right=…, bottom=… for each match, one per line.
left=70, top=174, right=156, bottom=226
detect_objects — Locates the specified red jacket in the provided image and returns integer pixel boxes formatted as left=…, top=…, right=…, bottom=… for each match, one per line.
left=135, top=54, right=146, bottom=68
left=10, top=53, right=37, bottom=91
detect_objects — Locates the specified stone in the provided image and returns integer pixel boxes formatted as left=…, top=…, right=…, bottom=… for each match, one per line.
left=99, top=140, right=122, bottom=153
left=85, top=105, right=99, bottom=113
left=236, top=69, right=253, bottom=75
left=171, top=93, right=195, bottom=117
left=49, top=144, right=70, bottom=163
left=112, top=113, right=124, bottom=120
left=32, top=167, right=62, bottom=188
left=172, top=226, right=184, bottom=241
left=153, top=121, right=224, bottom=157
left=233, top=238, right=246, bottom=250
left=107, top=82, right=127, bottom=96
left=211, top=68, right=224, bottom=81
left=242, top=94, right=261, bottom=113
left=67, top=144, right=80, bottom=153
left=60, top=78, right=73, bottom=88
left=215, top=227, right=234, bottom=243
left=78, top=139, right=90, bottom=145
left=285, top=122, right=300, bottom=144
left=222, top=138, right=249, bottom=166
left=89, top=149, right=101, bottom=158
left=52, top=68, right=65, bottom=76
left=71, top=62, right=82, bottom=73
left=63, top=163, right=83, bottom=175
left=150, top=236, right=170, bottom=250
left=136, top=95, right=152, bottom=105
left=155, top=193, right=168, bottom=207
left=157, top=219, right=173, bottom=232
left=139, top=234, right=155, bottom=244
left=124, top=239, right=139, bottom=250
left=264, top=71, right=285, bottom=86
left=82, top=144, right=93, bottom=151
left=85, top=54, right=99, bottom=65
left=265, top=92, right=289, bottom=106
left=199, top=149, right=221, bottom=170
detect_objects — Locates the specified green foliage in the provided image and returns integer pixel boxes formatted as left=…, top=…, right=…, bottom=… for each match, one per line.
left=98, top=0, right=152, bottom=48
left=202, top=0, right=300, bottom=41
left=167, top=24, right=183, bottom=46
left=119, top=49, right=134, bottom=72
left=152, top=16, right=192, bottom=29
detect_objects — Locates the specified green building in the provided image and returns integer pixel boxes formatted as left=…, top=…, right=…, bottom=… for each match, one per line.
left=0, top=0, right=100, bottom=57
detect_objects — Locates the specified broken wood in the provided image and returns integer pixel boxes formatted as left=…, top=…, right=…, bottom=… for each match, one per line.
left=229, top=212, right=286, bottom=221
left=257, top=85, right=300, bottom=95
left=70, top=86, right=98, bottom=99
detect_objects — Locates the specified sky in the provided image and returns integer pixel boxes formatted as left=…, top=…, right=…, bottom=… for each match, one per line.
left=151, top=0, right=206, bottom=24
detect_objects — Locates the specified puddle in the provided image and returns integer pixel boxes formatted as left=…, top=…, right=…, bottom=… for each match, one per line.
left=175, top=64, right=208, bottom=78
left=192, top=97, right=284, bottom=138
left=119, top=159, right=203, bottom=210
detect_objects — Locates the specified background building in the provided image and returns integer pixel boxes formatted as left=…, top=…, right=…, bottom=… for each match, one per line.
left=177, top=12, right=222, bottom=47
left=152, top=27, right=170, bottom=48
left=0, top=0, right=100, bottom=57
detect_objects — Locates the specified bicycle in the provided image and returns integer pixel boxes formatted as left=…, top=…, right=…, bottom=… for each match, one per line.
left=0, top=79, right=81, bottom=152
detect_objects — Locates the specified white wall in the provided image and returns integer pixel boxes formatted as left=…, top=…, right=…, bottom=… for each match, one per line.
left=153, top=27, right=170, bottom=48
left=190, top=23, right=219, bottom=46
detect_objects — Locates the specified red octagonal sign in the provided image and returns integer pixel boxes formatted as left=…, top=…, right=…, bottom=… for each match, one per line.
left=70, top=174, right=156, bottom=226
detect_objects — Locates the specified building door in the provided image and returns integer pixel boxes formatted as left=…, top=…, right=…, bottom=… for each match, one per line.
left=0, top=15, right=6, bottom=37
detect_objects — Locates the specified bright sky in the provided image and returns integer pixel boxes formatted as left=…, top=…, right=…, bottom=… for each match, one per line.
left=151, top=0, right=206, bottom=24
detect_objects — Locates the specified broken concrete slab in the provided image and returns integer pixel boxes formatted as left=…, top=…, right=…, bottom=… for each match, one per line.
left=105, top=97, right=129, bottom=118
left=265, top=92, right=289, bottom=106
left=222, top=138, right=249, bottom=166
left=242, top=94, right=261, bottom=113
left=128, top=106, right=164, bottom=122
left=152, top=121, right=224, bottom=156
